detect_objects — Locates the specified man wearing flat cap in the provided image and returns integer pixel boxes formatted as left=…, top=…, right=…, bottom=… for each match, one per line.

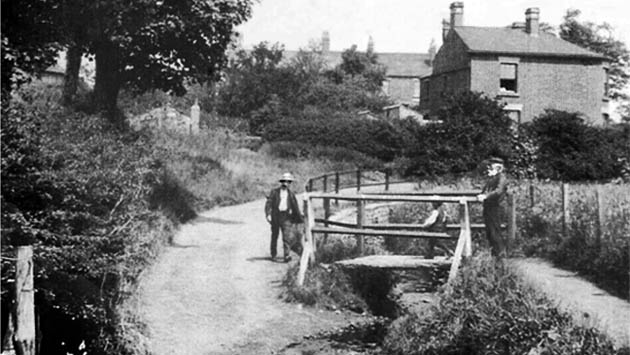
left=477, top=157, right=508, bottom=257
left=265, top=173, right=304, bottom=262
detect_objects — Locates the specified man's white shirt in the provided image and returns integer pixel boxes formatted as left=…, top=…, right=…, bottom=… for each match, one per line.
left=279, top=189, right=288, bottom=211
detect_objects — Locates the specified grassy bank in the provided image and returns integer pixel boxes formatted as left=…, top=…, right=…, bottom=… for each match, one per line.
left=382, top=253, right=629, bottom=355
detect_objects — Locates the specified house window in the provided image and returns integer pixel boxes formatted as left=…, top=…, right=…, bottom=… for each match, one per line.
left=412, top=78, right=420, bottom=102
left=500, top=63, right=518, bottom=93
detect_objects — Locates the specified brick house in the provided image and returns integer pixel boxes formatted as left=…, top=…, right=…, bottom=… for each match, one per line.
left=286, top=32, right=433, bottom=105
left=419, top=2, right=610, bottom=125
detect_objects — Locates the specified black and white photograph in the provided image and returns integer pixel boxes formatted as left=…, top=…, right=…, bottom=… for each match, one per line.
left=1, top=0, right=629, bottom=354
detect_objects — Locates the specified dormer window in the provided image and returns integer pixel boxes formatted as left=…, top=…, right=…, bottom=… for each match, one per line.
left=500, top=63, right=518, bottom=93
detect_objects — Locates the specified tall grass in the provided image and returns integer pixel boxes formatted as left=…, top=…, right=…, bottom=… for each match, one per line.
left=382, top=253, right=626, bottom=355
left=513, top=181, right=630, bottom=299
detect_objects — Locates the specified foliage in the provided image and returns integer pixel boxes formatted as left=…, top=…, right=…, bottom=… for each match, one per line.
left=216, top=42, right=391, bottom=135
left=528, top=110, right=630, bottom=181
left=262, top=115, right=404, bottom=161
left=0, top=86, right=191, bottom=354
left=382, top=253, right=624, bottom=355
left=511, top=181, right=630, bottom=299
left=335, top=44, right=386, bottom=91
left=282, top=264, right=367, bottom=313
left=0, top=0, right=61, bottom=91
left=2, top=0, right=253, bottom=121
left=399, top=91, right=513, bottom=176
left=560, top=9, right=630, bottom=105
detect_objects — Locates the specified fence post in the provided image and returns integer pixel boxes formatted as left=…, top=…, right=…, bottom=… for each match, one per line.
left=529, top=184, right=535, bottom=207
left=323, top=197, right=331, bottom=246
left=323, top=175, right=328, bottom=193
left=308, top=179, right=313, bottom=193
left=356, top=170, right=361, bottom=192
left=298, top=196, right=315, bottom=286
left=508, top=193, right=516, bottom=253
left=385, top=169, right=390, bottom=191
left=596, top=185, right=604, bottom=245
left=15, top=246, right=35, bottom=355
left=562, top=183, right=569, bottom=239
left=335, top=172, right=340, bottom=206
left=356, top=199, right=365, bottom=255
left=448, top=201, right=470, bottom=283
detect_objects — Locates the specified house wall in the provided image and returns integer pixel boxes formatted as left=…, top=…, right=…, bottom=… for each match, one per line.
left=386, top=76, right=420, bottom=104
left=471, top=55, right=607, bottom=124
left=432, top=31, right=470, bottom=74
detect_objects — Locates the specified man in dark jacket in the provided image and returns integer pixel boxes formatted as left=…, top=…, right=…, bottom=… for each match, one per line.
left=477, top=157, right=508, bottom=257
left=265, top=173, right=304, bottom=262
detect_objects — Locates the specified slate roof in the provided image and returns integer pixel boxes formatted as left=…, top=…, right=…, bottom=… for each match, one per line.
left=284, top=50, right=433, bottom=77
left=453, top=27, right=607, bottom=59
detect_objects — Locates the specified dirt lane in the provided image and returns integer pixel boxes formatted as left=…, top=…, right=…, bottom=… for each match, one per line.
left=137, top=199, right=360, bottom=355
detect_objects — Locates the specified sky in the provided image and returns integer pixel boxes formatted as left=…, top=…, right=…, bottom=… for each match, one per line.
left=236, top=0, right=630, bottom=53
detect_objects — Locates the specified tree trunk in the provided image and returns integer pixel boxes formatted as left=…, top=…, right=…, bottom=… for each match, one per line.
left=93, top=40, right=124, bottom=127
left=62, top=44, right=82, bottom=106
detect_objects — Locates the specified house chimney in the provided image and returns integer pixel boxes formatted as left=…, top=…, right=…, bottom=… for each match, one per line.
left=367, top=35, right=374, bottom=53
left=427, top=39, right=437, bottom=65
left=450, top=2, right=464, bottom=28
left=525, top=8, right=540, bottom=36
left=322, top=31, right=330, bottom=52
left=442, top=19, right=450, bottom=41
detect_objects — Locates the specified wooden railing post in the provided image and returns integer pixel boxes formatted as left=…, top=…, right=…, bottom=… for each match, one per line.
left=323, top=197, right=331, bottom=246
left=448, top=201, right=471, bottom=283
left=596, top=185, right=604, bottom=245
left=298, top=196, right=316, bottom=286
left=15, top=246, right=35, bottom=355
left=529, top=184, right=535, bottom=207
left=356, top=199, right=365, bottom=255
left=508, top=193, right=516, bottom=253
left=562, top=183, right=569, bottom=239
left=335, top=172, right=340, bottom=206
left=385, top=169, right=390, bottom=191
left=323, top=175, right=328, bottom=193
left=356, top=170, right=361, bottom=192
left=308, top=179, right=313, bottom=193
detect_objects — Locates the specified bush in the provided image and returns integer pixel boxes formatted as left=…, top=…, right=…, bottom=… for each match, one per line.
left=529, top=110, right=630, bottom=181
left=399, top=91, right=513, bottom=177
left=263, top=116, right=405, bottom=161
left=1, top=88, right=191, bottom=354
left=382, top=253, right=624, bottom=355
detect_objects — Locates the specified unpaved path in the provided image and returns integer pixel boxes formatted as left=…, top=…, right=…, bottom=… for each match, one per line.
left=137, top=199, right=360, bottom=355
left=512, top=258, right=630, bottom=347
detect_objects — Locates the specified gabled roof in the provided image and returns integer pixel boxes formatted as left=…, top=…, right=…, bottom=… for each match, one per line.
left=453, top=27, right=607, bottom=59
left=284, top=50, right=433, bottom=77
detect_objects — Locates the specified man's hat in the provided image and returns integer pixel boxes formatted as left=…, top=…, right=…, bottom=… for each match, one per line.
left=279, top=172, right=295, bottom=182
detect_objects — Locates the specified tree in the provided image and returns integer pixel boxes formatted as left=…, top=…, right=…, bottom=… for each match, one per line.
left=3, top=0, right=253, bottom=124
left=337, top=45, right=386, bottom=91
left=559, top=9, right=630, bottom=116
left=1, top=0, right=62, bottom=92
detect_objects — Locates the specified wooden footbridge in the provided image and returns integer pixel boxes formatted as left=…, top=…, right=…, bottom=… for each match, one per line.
left=296, top=169, right=516, bottom=286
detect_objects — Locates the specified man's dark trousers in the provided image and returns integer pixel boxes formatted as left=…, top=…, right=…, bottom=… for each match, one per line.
left=270, top=211, right=295, bottom=259
left=483, top=203, right=505, bottom=257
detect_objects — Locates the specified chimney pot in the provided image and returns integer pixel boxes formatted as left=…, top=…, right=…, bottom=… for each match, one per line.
left=322, top=31, right=330, bottom=52
left=525, top=8, right=540, bottom=36
left=450, top=2, right=464, bottom=28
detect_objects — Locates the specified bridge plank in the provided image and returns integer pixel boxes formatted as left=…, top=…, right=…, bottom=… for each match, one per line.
left=311, top=226, right=451, bottom=239
left=336, top=255, right=451, bottom=269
